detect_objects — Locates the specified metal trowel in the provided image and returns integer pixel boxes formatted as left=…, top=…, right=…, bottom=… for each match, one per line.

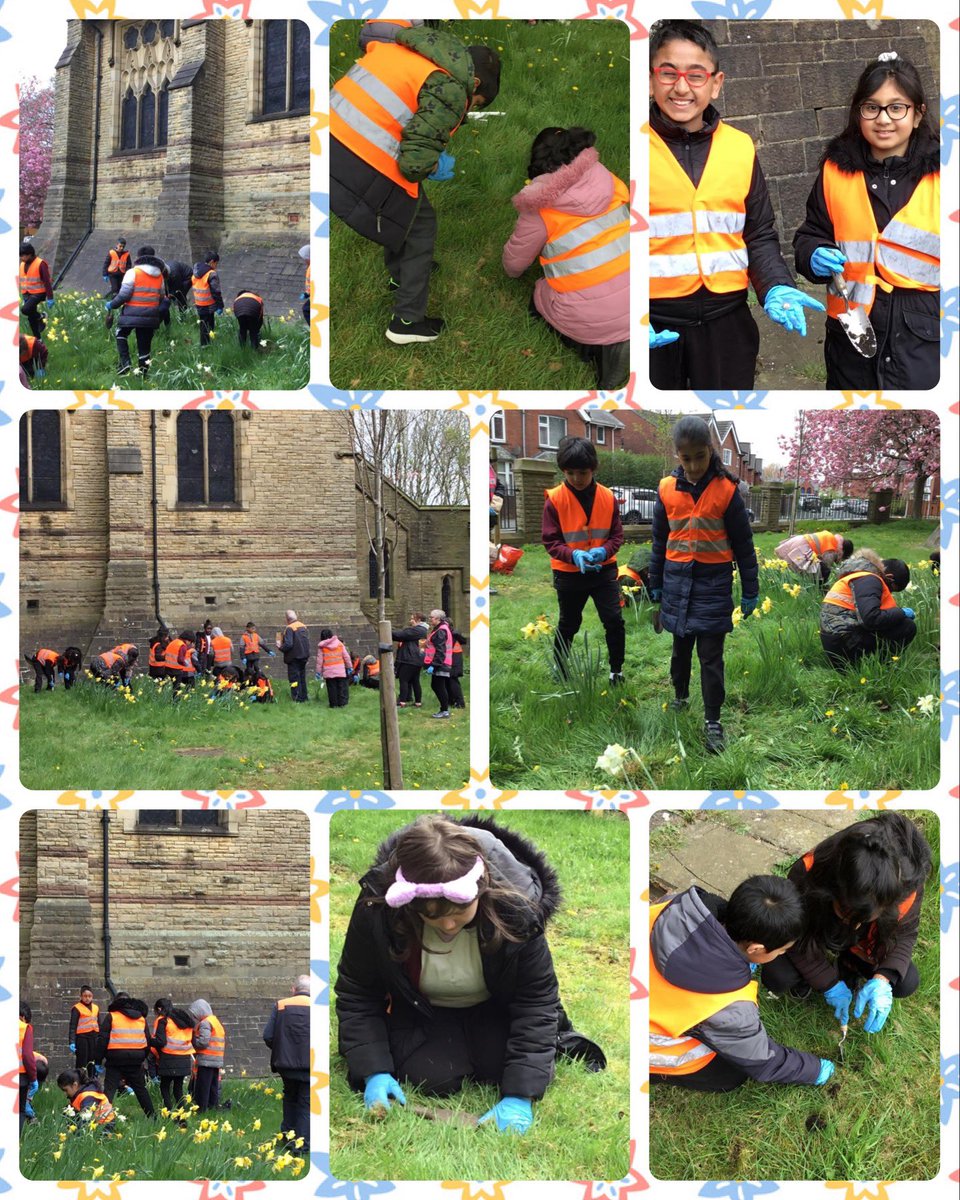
left=831, top=273, right=877, bottom=358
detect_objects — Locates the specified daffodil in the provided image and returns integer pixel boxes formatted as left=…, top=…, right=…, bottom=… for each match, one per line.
left=916, top=694, right=937, bottom=716
left=761, top=596, right=773, bottom=613
left=825, top=709, right=835, bottom=717
left=595, top=742, right=630, bottom=776
left=732, top=606, right=743, bottom=626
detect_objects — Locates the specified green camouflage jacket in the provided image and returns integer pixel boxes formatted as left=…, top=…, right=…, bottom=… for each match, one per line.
left=395, top=25, right=476, bottom=182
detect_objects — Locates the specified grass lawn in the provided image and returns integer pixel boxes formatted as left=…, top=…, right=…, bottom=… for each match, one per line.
left=19, top=673, right=469, bottom=791
left=328, top=19, right=629, bottom=391
left=328, top=810, right=630, bottom=1181
left=648, top=810, right=940, bottom=1181
left=20, top=1076, right=305, bottom=1182
left=24, top=290, right=308, bottom=392
left=490, top=520, right=941, bottom=791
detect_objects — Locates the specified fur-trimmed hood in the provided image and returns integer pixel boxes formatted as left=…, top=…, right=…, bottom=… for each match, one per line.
left=362, top=815, right=563, bottom=924
left=511, top=147, right=616, bottom=219
left=821, top=128, right=940, bottom=178
left=108, top=995, right=149, bottom=1019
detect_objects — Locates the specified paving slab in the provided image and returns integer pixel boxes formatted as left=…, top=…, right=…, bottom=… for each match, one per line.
left=735, top=810, right=853, bottom=859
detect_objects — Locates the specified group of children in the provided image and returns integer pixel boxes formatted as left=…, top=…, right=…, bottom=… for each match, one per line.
left=542, top=418, right=921, bottom=754
left=649, top=21, right=940, bottom=391
left=650, top=812, right=930, bottom=1092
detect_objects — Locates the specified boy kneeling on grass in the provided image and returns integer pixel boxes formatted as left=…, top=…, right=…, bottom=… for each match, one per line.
left=650, top=875, right=835, bottom=1092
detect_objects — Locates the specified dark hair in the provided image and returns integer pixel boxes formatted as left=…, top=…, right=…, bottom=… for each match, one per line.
left=671, top=416, right=738, bottom=483
left=830, top=56, right=937, bottom=160
left=57, top=1067, right=90, bottom=1089
left=116, top=238, right=127, bottom=246
left=556, top=436, right=599, bottom=472
left=796, top=813, right=931, bottom=958
left=649, top=20, right=720, bottom=70
left=841, top=539, right=854, bottom=561
left=527, top=126, right=596, bottom=179
left=882, top=558, right=910, bottom=592
left=79, top=984, right=94, bottom=994
left=20, top=1000, right=32, bottom=1023
left=725, top=875, right=805, bottom=950
left=320, top=627, right=333, bottom=640
left=375, top=816, right=535, bottom=959
left=468, top=45, right=500, bottom=108
left=20, top=242, right=35, bottom=257
left=154, top=997, right=171, bottom=1015
left=246, top=621, right=257, bottom=629
left=138, top=246, right=156, bottom=257
left=204, top=250, right=220, bottom=264
left=929, top=549, right=940, bottom=572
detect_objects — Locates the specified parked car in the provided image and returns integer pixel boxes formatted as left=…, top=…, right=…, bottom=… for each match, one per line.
left=798, top=494, right=824, bottom=511
left=610, top=486, right=658, bottom=524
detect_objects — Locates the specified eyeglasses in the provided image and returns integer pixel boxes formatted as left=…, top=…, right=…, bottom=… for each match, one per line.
left=859, top=101, right=913, bottom=121
left=652, top=66, right=716, bottom=88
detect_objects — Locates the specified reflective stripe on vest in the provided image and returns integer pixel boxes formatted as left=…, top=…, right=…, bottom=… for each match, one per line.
left=192, top=270, right=214, bottom=306
left=241, top=632, right=261, bottom=655
left=108, top=250, right=130, bottom=273
left=804, top=531, right=840, bottom=559
left=823, top=162, right=939, bottom=319
left=649, top=900, right=758, bottom=1075
left=212, top=636, right=232, bottom=664
left=822, top=570, right=896, bottom=613
left=107, top=1012, right=147, bottom=1052
left=98, top=650, right=125, bottom=670
left=20, top=258, right=46, bottom=294
left=74, top=1001, right=99, bottom=1035
left=660, top=475, right=736, bottom=563
left=331, top=42, right=454, bottom=200
left=649, top=122, right=754, bottom=297
left=72, top=1088, right=115, bottom=1125
left=236, top=292, right=263, bottom=307
left=322, top=643, right=344, bottom=667
left=161, top=1019, right=195, bottom=1056
left=546, top=482, right=617, bottom=573
left=424, top=622, right=454, bottom=669
left=20, top=335, right=37, bottom=363
left=538, top=177, right=630, bottom=294
left=124, top=268, right=163, bottom=312
left=195, top=1014, right=226, bottom=1066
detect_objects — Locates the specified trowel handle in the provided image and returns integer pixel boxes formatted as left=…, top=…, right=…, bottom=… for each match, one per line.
left=830, top=271, right=850, bottom=300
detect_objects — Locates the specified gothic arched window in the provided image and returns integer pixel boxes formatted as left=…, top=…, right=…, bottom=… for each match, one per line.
left=142, top=22, right=157, bottom=46
left=120, top=89, right=138, bottom=150
left=19, top=411, right=63, bottom=507
left=262, top=20, right=310, bottom=116
left=120, top=84, right=169, bottom=152
left=139, top=84, right=156, bottom=149
left=176, top=412, right=237, bottom=506
left=123, top=25, right=139, bottom=50
left=157, top=83, right=169, bottom=145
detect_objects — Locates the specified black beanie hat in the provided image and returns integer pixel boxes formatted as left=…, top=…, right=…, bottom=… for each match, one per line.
left=468, top=45, right=501, bottom=108
left=882, top=558, right=910, bottom=591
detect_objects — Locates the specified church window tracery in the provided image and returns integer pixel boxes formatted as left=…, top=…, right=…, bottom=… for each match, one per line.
left=261, top=20, right=309, bottom=116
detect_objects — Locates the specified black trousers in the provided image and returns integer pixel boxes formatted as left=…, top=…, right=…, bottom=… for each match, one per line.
left=149, top=665, right=166, bottom=679
left=19, top=1077, right=31, bottom=1133
left=448, top=675, right=465, bottom=708
left=197, top=305, right=217, bottom=346
left=108, top=273, right=123, bottom=296
left=762, top=948, right=920, bottom=998
left=553, top=570, right=626, bottom=673
left=75, top=1032, right=100, bottom=1072
left=821, top=622, right=917, bottom=669
left=384, top=191, right=436, bottom=321
left=651, top=1053, right=747, bottom=1093
left=193, top=1064, right=221, bottom=1111
left=326, top=676, right=349, bottom=707
left=116, top=324, right=155, bottom=373
left=21, top=292, right=46, bottom=335
left=159, top=1074, right=186, bottom=1108
left=396, top=663, right=422, bottom=704
left=280, top=1074, right=310, bottom=1153
left=431, top=672, right=451, bottom=712
left=238, top=314, right=263, bottom=348
left=103, top=1060, right=154, bottom=1116
left=30, top=659, right=55, bottom=691
left=650, top=303, right=760, bottom=390
left=63, top=667, right=78, bottom=690
left=528, top=297, right=629, bottom=390
left=670, top=632, right=726, bottom=722
left=287, top=658, right=308, bottom=702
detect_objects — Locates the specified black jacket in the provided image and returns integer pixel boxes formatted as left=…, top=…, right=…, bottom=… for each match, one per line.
left=335, top=816, right=564, bottom=1099
left=649, top=103, right=795, bottom=326
left=280, top=622, right=310, bottom=663
left=98, top=997, right=150, bottom=1066
left=330, top=137, right=422, bottom=254
left=393, top=621, right=428, bottom=668
left=263, top=992, right=310, bottom=1080
left=819, top=558, right=915, bottom=641
left=151, top=1009, right=195, bottom=1077
left=793, top=131, right=940, bottom=390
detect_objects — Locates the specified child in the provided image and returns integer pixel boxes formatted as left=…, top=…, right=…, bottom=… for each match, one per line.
left=233, top=289, right=265, bottom=349
left=19, top=242, right=54, bottom=336
left=89, top=646, right=137, bottom=686
left=61, top=646, right=83, bottom=690
left=188, top=998, right=226, bottom=1112
left=19, top=333, right=48, bottom=379
left=57, top=1067, right=117, bottom=1132
left=69, top=985, right=101, bottom=1075
left=335, top=814, right=604, bottom=1134
left=26, top=647, right=61, bottom=692
left=98, top=991, right=155, bottom=1117
left=775, top=530, right=854, bottom=586
left=502, top=126, right=629, bottom=389
left=648, top=20, right=823, bottom=388
left=648, top=417, right=758, bottom=755
left=793, top=53, right=939, bottom=390
left=394, top=612, right=429, bottom=707
left=18, top=1000, right=38, bottom=1134
left=192, top=252, right=223, bottom=347
left=423, top=608, right=454, bottom=718
left=147, top=998, right=168, bottom=1083
left=317, top=628, right=353, bottom=708
left=650, top=876, right=832, bottom=1092
left=762, top=813, right=931, bottom=1035
left=542, top=436, right=626, bottom=684
left=618, top=546, right=652, bottom=607
left=360, top=654, right=381, bottom=689
left=819, top=549, right=916, bottom=667
left=151, top=1003, right=196, bottom=1108
left=240, top=622, right=273, bottom=682
left=148, top=627, right=169, bottom=679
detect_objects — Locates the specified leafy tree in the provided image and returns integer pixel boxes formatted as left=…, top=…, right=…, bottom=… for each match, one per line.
left=19, top=76, right=55, bottom=229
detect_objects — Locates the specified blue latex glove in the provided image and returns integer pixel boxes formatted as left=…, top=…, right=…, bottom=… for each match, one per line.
left=215, top=307, right=224, bottom=317
left=478, top=1096, right=533, bottom=1134
left=102, top=275, right=110, bottom=283
left=585, top=547, right=607, bottom=564
left=823, top=980, right=852, bottom=1025
left=649, top=326, right=680, bottom=350
left=426, top=665, right=435, bottom=675
left=650, top=587, right=662, bottom=602
left=740, top=595, right=759, bottom=617
left=69, top=1041, right=76, bottom=1054
left=571, top=549, right=592, bottom=574
left=27, top=1080, right=39, bottom=1099
left=814, top=1059, right=835, bottom=1086
left=35, top=368, right=46, bottom=379
left=810, top=246, right=848, bottom=278
left=854, top=975, right=893, bottom=1034
left=300, top=291, right=309, bottom=301
left=363, top=1073, right=405, bottom=1112
left=901, top=607, right=915, bottom=620
left=45, top=299, right=55, bottom=310
left=762, top=285, right=825, bottom=336
left=104, top=301, right=113, bottom=313
left=427, top=151, right=456, bottom=181
left=24, top=1098, right=35, bottom=1118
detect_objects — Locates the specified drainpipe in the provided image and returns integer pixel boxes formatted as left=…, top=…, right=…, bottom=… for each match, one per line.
left=150, top=411, right=161, bottom=624
left=101, top=810, right=117, bottom=999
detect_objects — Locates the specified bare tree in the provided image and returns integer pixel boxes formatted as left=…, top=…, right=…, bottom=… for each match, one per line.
left=349, top=410, right=469, bottom=505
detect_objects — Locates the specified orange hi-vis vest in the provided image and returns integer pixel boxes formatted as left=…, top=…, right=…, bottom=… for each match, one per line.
left=164, top=638, right=187, bottom=672
left=660, top=475, right=737, bottom=564
left=20, top=335, right=37, bottom=363
left=800, top=850, right=916, bottom=963
left=107, top=1011, right=147, bottom=1054
left=649, top=122, right=754, bottom=298
left=321, top=641, right=346, bottom=669
left=545, top=482, right=618, bottom=573
left=236, top=291, right=263, bottom=309
left=73, top=1001, right=100, bottom=1035
left=804, top=531, right=842, bottom=560
left=212, top=635, right=233, bottom=664
left=538, top=175, right=630, bottom=294
left=160, top=1018, right=195, bottom=1057
left=149, top=640, right=166, bottom=668
left=36, top=648, right=59, bottom=665
left=123, top=267, right=163, bottom=313
left=71, top=1087, right=116, bottom=1127
left=19, top=257, right=47, bottom=295
left=98, top=650, right=125, bottom=671
left=241, top=632, right=262, bottom=656
left=823, top=161, right=939, bottom=319
left=331, top=41, right=456, bottom=199
left=107, top=249, right=131, bottom=274
left=822, top=570, right=897, bottom=613
left=192, top=270, right=215, bottom=306
left=649, top=901, right=758, bottom=1075
left=367, top=658, right=380, bottom=676
left=113, top=643, right=136, bottom=659
left=195, top=1013, right=226, bottom=1067
left=18, top=1018, right=29, bottom=1072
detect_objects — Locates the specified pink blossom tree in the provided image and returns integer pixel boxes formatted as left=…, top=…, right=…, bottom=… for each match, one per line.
left=19, top=76, right=55, bottom=230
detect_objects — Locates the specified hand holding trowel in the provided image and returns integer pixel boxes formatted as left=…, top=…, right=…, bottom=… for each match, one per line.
left=810, top=243, right=877, bottom=358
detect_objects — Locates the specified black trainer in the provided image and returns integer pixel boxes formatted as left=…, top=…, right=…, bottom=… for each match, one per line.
left=704, top=720, right=726, bottom=754
left=668, top=696, right=689, bottom=711
left=386, top=315, right=444, bottom=344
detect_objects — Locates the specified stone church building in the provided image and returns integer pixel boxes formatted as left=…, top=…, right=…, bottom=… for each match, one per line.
left=19, top=410, right=470, bottom=658
left=35, top=18, right=309, bottom=304
left=19, top=808, right=309, bottom=1075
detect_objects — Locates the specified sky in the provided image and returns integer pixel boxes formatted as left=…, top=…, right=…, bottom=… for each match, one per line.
left=642, top=406, right=796, bottom=469
left=23, top=21, right=67, bottom=85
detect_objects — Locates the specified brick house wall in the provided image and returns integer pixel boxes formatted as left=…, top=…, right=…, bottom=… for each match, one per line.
left=495, top=410, right=658, bottom=458
left=19, top=809, right=309, bottom=1077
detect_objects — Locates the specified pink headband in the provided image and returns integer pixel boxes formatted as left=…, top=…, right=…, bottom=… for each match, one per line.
left=384, top=856, right=485, bottom=909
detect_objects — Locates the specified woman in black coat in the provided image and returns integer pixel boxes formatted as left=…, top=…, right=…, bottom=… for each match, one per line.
left=335, top=815, right=603, bottom=1135
left=393, top=613, right=428, bottom=708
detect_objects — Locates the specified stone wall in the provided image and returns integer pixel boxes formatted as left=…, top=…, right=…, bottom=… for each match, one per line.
left=19, top=809, right=309, bottom=1076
